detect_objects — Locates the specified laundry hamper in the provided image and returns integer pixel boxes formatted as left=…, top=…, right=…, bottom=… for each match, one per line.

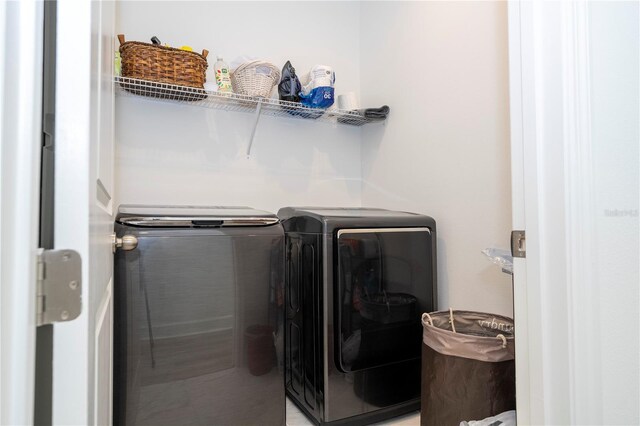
left=421, top=310, right=516, bottom=426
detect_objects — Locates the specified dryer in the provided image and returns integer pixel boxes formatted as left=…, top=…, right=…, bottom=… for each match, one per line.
left=278, top=207, right=437, bottom=425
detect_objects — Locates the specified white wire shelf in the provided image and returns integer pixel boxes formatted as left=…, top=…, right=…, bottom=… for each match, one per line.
left=115, top=76, right=382, bottom=127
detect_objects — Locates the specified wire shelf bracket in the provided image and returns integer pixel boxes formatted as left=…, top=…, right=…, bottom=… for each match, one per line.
left=247, top=100, right=263, bottom=157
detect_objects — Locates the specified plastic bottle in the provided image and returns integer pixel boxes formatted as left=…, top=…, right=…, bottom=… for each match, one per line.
left=214, top=56, right=233, bottom=93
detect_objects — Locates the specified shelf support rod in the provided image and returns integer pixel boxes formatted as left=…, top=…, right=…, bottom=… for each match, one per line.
left=246, top=100, right=263, bottom=158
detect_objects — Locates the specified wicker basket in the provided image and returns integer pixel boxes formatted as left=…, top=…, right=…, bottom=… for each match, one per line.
left=117, top=34, right=209, bottom=100
left=231, top=61, right=281, bottom=98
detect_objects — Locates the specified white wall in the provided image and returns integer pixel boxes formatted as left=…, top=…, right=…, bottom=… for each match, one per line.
left=589, top=2, right=639, bottom=422
left=115, top=1, right=514, bottom=317
left=115, top=1, right=363, bottom=213
left=359, top=2, right=513, bottom=316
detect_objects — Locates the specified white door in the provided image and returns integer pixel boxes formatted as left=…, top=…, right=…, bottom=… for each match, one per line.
left=508, top=1, right=639, bottom=424
left=52, top=0, right=116, bottom=425
left=0, top=1, right=44, bottom=424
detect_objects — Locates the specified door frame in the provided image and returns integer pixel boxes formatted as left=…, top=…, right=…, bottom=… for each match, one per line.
left=0, top=1, right=44, bottom=425
left=508, top=1, right=606, bottom=424
left=507, top=2, right=531, bottom=422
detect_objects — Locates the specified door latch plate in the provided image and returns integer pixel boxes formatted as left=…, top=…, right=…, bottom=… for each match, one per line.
left=511, top=230, right=526, bottom=258
left=36, top=249, right=82, bottom=326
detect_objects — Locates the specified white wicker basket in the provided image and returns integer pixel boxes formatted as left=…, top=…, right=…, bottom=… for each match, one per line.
left=231, top=60, right=281, bottom=98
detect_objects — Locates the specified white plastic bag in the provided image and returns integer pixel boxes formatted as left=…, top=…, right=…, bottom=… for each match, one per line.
left=481, top=248, right=513, bottom=275
left=460, top=410, right=516, bottom=426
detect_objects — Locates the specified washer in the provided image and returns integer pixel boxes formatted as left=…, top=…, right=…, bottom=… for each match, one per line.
left=113, top=205, right=285, bottom=426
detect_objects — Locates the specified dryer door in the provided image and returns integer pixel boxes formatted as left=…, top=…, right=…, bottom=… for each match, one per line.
left=335, top=228, right=433, bottom=373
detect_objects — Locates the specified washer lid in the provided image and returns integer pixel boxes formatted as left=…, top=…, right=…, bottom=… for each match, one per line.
left=277, top=206, right=435, bottom=234
left=292, top=207, right=414, bottom=218
left=116, top=205, right=279, bottom=227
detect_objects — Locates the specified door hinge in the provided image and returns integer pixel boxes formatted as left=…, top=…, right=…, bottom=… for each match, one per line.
left=36, top=248, right=82, bottom=326
left=511, top=230, right=526, bottom=258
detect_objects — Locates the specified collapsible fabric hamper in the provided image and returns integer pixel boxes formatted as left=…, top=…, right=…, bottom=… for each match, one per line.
left=421, top=310, right=516, bottom=426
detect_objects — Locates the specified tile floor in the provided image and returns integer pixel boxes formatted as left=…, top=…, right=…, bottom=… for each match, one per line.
left=286, top=397, right=420, bottom=426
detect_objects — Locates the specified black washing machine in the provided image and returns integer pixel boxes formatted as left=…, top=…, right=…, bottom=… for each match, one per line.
left=113, top=205, right=285, bottom=426
left=278, top=207, right=437, bottom=425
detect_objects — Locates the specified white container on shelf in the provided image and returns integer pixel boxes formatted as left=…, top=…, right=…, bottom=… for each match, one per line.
left=214, top=56, right=233, bottom=93
left=337, top=92, right=359, bottom=110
